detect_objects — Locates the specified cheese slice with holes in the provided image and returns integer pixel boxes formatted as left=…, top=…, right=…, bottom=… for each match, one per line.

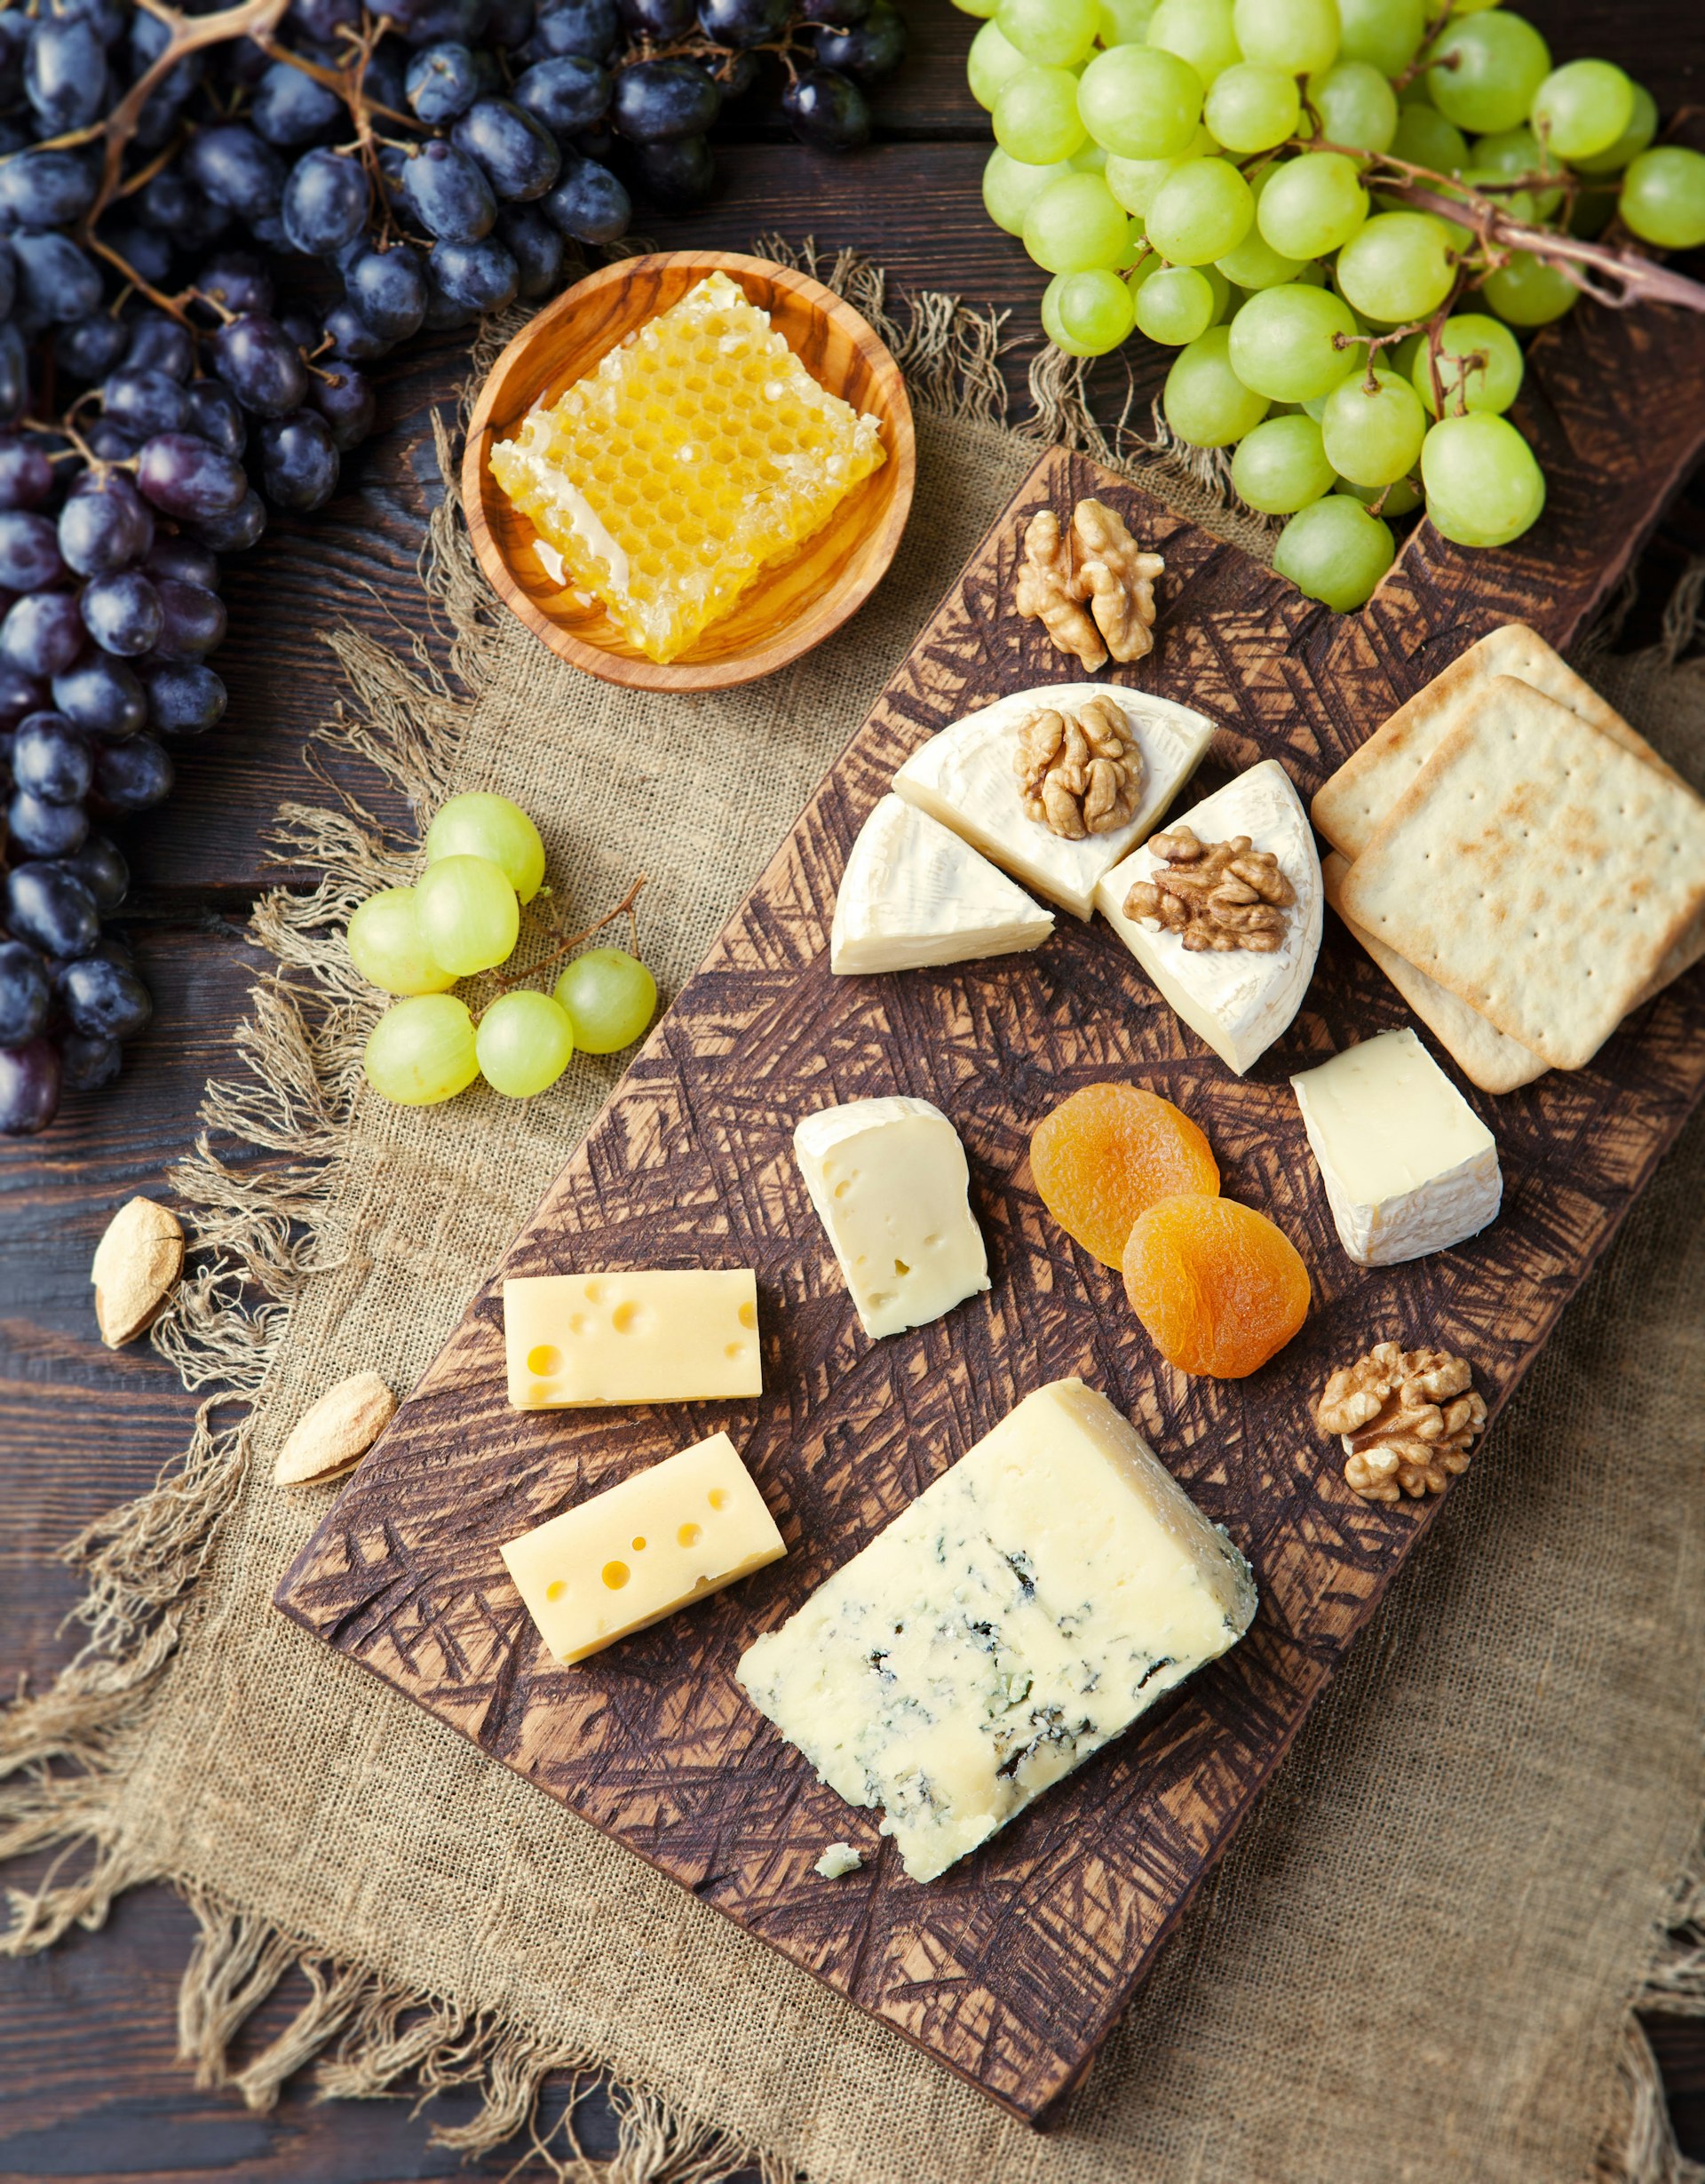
left=793, top=1096, right=989, bottom=1339
left=1096, top=758, right=1323, bottom=1075
left=500, top=1431, right=784, bottom=1663
left=504, top=1269, right=762, bottom=1409
left=830, top=795, right=1055, bottom=974
left=892, top=682, right=1214, bottom=919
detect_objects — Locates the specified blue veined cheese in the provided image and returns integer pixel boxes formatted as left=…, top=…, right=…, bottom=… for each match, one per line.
left=735, top=1378, right=1256, bottom=1882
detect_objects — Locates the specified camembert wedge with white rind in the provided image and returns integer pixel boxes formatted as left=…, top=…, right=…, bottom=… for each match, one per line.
left=891, top=683, right=1214, bottom=919
left=1290, top=1028, right=1502, bottom=1266
left=736, top=1378, right=1256, bottom=1883
left=830, top=796, right=1055, bottom=975
left=1096, top=758, right=1323, bottom=1075
left=793, top=1096, right=989, bottom=1339
left=504, top=1269, right=762, bottom=1409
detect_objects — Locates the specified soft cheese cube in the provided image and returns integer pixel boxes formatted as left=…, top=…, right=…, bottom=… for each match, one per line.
left=500, top=1431, right=785, bottom=1663
left=504, top=1269, right=762, bottom=1410
left=1290, top=1028, right=1502, bottom=1266
left=735, top=1378, right=1256, bottom=1882
left=793, top=1096, right=990, bottom=1340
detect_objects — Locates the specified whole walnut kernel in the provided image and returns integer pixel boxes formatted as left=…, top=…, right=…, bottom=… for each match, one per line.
left=1122, top=826, right=1296, bottom=954
left=1015, top=696, right=1144, bottom=840
left=1317, top=1341, right=1487, bottom=1504
left=1013, top=509, right=1106, bottom=672
left=1012, top=498, right=1165, bottom=671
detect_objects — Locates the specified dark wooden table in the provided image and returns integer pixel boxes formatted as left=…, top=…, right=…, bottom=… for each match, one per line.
left=3, top=9, right=1702, bottom=2176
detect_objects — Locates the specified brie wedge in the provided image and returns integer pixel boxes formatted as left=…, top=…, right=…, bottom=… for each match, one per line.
left=891, top=682, right=1214, bottom=920
left=830, top=795, right=1054, bottom=974
left=1290, top=1028, right=1502, bottom=1266
left=1096, top=758, right=1323, bottom=1075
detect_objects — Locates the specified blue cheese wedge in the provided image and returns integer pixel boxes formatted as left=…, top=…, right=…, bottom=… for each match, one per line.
left=892, top=683, right=1214, bottom=919
left=1290, top=1028, right=1502, bottom=1266
left=830, top=795, right=1055, bottom=975
left=735, top=1378, right=1256, bottom=1883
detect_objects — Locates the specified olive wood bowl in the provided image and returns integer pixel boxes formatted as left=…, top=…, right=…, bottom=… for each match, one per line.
left=462, top=250, right=916, bottom=693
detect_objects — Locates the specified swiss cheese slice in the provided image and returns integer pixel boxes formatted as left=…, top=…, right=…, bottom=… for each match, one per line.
left=504, top=1269, right=762, bottom=1410
left=829, top=795, right=1054, bottom=974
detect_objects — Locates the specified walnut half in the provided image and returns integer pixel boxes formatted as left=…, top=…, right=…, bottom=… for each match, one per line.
left=1015, top=696, right=1143, bottom=839
left=1012, top=499, right=1165, bottom=671
left=1122, top=826, right=1296, bottom=953
left=1317, top=1341, right=1487, bottom=1504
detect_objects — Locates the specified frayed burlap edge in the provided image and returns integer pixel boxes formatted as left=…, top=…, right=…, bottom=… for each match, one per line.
left=0, top=251, right=1699, bottom=2183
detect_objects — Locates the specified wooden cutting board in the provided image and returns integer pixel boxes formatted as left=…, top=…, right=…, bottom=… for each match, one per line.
left=278, top=294, right=1705, bottom=2124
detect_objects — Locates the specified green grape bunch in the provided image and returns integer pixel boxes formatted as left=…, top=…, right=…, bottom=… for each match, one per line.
left=963, top=0, right=1705, bottom=610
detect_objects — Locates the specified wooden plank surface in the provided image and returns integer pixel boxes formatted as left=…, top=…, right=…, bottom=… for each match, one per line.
left=6, top=1, right=1705, bottom=2171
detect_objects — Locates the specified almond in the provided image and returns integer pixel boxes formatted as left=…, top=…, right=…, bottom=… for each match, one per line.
left=273, top=1371, right=397, bottom=1488
left=91, top=1196, right=186, bottom=1348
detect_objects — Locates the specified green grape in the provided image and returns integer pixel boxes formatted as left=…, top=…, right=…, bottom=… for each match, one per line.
left=994, top=64, right=1089, bottom=161
left=1145, top=155, right=1253, bottom=264
left=1257, top=151, right=1369, bottom=258
left=415, top=854, right=520, bottom=979
left=554, top=949, right=657, bottom=1054
left=1619, top=146, right=1705, bottom=250
left=474, top=989, right=575, bottom=1098
left=998, top=0, right=1100, bottom=67
left=1204, top=65, right=1300, bottom=155
left=1320, top=367, right=1426, bottom=485
left=1273, top=495, right=1396, bottom=609
left=1420, top=411, right=1545, bottom=546
left=968, top=20, right=1032, bottom=111
left=363, top=994, right=480, bottom=1107
left=1336, top=473, right=1422, bottom=515
left=1077, top=44, right=1203, bottom=159
left=1479, top=250, right=1577, bottom=325
left=1384, top=329, right=1423, bottom=378
left=424, top=792, right=546, bottom=904
left=1024, top=171, right=1132, bottom=269
left=346, top=887, right=456, bottom=997
left=955, top=0, right=999, bottom=13
left=1305, top=60, right=1398, bottom=154
left=1424, top=12, right=1550, bottom=137
left=1217, top=226, right=1307, bottom=290
left=1230, top=413, right=1336, bottom=512
left=1072, top=144, right=1109, bottom=171
left=1146, top=0, right=1239, bottom=87
left=1133, top=264, right=1216, bottom=344
left=1529, top=59, right=1633, bottom=163
left=1105, top=135, right=1213, bottom=210
left=1233, top=0, right=1340, bottom=77
left=1336, top=0, right=1424, bottom=77
left=1227, top=282, right=1360, bottom=402
left=983, top=147, right=1074, bottom=234
left=1162, top=326, right=1272, bottom=445
left=1447, top=0, right=1500, bottom=12
left=1570, top=82, right=1657, bottom=176
left=1414, top=311, right=1523, bottom=415
left=1098, top=0, right=1157, bottom=42
left=1470, top=126, right=1561, bottom=218
left=1457, top=163, right=1535, bottom=226
left=1388, top=101, right=1468, bottom=179
left=1043, top=267, right=1139, bottom=353
left=1335, top=211, right=1456, bottom=322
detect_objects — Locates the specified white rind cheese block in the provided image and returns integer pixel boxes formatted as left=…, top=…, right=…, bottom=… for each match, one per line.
left=1290, top=1028, right=1502, bottom=1266
left=793, top=1096, right=989, bottom=1340
left=500, top=1431, right=785, bottom=1663
left=829, top=795, right=1055, bottom=975
left=1096, top=758, right=1323, bottom=1076
left=504, top=1269, right=762, bottom=1409
left=735, top=1378, right=1256, bottom=1883
left=891, top=682, right=1215, bottom=920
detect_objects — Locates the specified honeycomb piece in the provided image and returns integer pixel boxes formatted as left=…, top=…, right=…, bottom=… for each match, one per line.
left=1030, top=1083, right=1219, bottom=1268
left=1122, top=1193, right=1311, bottom=1379
left=490, top=273, right=886, bottom=663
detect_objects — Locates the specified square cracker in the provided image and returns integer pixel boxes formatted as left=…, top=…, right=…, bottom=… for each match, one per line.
left=1338, top=677, right=1705, bottom=1072
left=1312, top=623, right=1682, bottom=857
left=1322, top=853, right=1549, bottom=1095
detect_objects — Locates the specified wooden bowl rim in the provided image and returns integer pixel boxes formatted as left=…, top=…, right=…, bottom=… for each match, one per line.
left=461, top=250, right=917, bottom=693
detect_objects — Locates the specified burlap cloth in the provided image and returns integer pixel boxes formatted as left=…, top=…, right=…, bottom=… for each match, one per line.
left=4, top=270, right=1703, bottom=2184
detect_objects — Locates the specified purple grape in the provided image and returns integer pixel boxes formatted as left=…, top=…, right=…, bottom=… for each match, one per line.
left=0, top=238, right=14, bottom=324
left=345, top=244, right=429, bottom=341
left=64, top=834, right=129, bottom=912
left=0, top=325, right=25, bottom=424
left=289, top=0, right=362, bottom=37
left=91, top=734, right=173, bottom=813
left=512, top=54, right=609, bottom=132
left=142, top=537, right=219, bottom=591
left=53, top=655, right=146, bottom=738
left=59, top=1030, right=121, bottom=1092
left=0, top=437, right=53, bottom=512
left=210, top=314, right=309, bottom=419
left=429, top=235, right=521, bottom=312
left=542, top=153, right=630, bottom=240
left=56, top=314, right=132, bottom=383
left=0, top=146, right=100, bottom=227
left=138, top=433, right=248, bottom=522
left=527, top=0, right=618, bottom=61
left=0, top=941, right=50, bottom=1046
left=619, top=0, right=694, bottom=36
left=0, top=12, right=27, bottom=107
left=126, top=314, right=197, bottom=383
left=197, top=252, right=275, bottom=319
left=6, top=862, right=99, bottom=957
left=97, top=219, right=173, bottom=291
left=153, top=577, right=227, bottom=657
left=257, top=409, right=341, bottom=512
left=322, top=303, right=391, bottom=364
left=0, top=664, right=44, bottom=722
left=386, top=0, right=490, bottom=42
left=25, top=15, right=107, bottom=131
left=613, top=60, right=720, bottom=141
left=86, top=422, right=141, bottom=462
left=59, top=473, right=155, bottom=578
left=143, top=660, right=226, bottom=736
left=0, top=1037, right=61, bottom=1135
left=407, top=40, right=483, bottom=122
left=496, top=202, right=565, bottom=297
left=186, top=123, right=287, bottom=222
left=57, top=953, right=153, bottom=1043
left=8, top=784, right=89, bottom=858
left=251, top=56, right=345, bottom=145
left=103, top=368, right=192, bottom=439
left=0, top=512, right=66, bottom=593
left=310, top=363, right=376, bottom=450
left=139, top=171, right=231, bottom=251
left=782, top=67, right=870, bottom=149
left=400, top=139, right=499, bottom=241
left=13, top=233, right=102, bottom=323
left=1, top=593, right=87, bottom=679
left=696, top=45, right=757, bottom=95
left=796, top=0, right=871, bottom=19
left=12, top=712, right=92, bottom=804
left=632, top=132, right=714, bottom=207
left=697, top=0, right=788, bottom=44
left=453, top=96, right=560, bottom=199
left=282, top=147, right=371, bottom=255
left=189, top=488, right=267, bottom=553
left=276, top=307, right=322, bottom=353
left=81, top=570, right=165, bottom=658
left=810, top=0, right=904, bottom=83
left=184, top=379, right=247, bottom=457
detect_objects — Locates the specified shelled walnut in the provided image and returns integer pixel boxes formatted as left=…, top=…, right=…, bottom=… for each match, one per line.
left=1012, top=499, right=1164, bottom=671
left=1122, top=826, right=1296, bottom=952
left=1013, top=509, right=1106, bottom=671
left=1015, top=696, right=1143, bottom=839
left=1317, top=1342, right=1487, bottom=1503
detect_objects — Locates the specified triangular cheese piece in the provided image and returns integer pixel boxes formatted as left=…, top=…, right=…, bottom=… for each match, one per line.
left=1096, top=759, right=1323, bottom=1076
left=830, top=796, right=1054, bottom=974
left=892, top=682, right=1214, bottom=920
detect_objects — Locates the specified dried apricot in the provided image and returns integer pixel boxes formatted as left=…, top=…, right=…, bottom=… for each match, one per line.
left=1122, top=1193, right=1311, bottom=1378
left=1031, top=1083, right=1219, bottom=1267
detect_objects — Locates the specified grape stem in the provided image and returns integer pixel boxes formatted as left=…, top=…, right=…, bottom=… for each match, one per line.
left=494, top=874, right=649, bottom=992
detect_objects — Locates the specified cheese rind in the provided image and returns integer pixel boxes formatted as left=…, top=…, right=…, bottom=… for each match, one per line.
left=736, top=1378, right=1256, bottom=1883
left=892, top=683, right=1214, bottom=919
left=830, top=795, right=1055, bottom=974
left=793, top=1096, right=989, bottom=1340
left=504, top=1269, right=762, bottom=1409
left=500, top=1431, right=784, bottom=1663
left=1290, top=1028, right=1502, bottom=1266
left=1096, top=759, right=1323, bottom=1075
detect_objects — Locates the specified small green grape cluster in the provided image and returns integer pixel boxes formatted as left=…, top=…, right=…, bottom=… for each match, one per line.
left=963, top=0, right=1705, bottom=610
left=348, top=793, right=657, bottom=1108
